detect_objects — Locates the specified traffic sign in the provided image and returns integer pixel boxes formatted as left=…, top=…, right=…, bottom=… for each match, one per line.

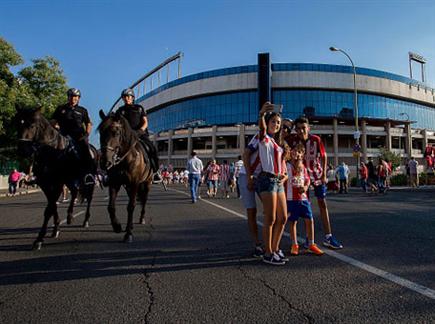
left=353, top=131, right=361, bottom=139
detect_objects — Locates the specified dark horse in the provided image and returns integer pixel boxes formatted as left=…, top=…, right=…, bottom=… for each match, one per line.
left=15, top=108, right=97, bottom=250
left=98, top=110, right=153, bottom=243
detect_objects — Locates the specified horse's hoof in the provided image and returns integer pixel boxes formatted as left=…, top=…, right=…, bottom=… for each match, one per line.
left=32, top=241, right=42, bottom=250
left=123, top=234, right=133, bottom=243
left=139, top=217, right=146, bottom=225
left=51, top=230, right=60, bottom=238
left=67, top=216, right=73, bottom=225
left=83, top=221, right=90, bottom=228
left=111, top=222, right=122, bottom=233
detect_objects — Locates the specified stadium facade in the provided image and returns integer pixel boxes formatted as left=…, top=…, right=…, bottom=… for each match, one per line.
left=132, top=57, right=435, bottom=172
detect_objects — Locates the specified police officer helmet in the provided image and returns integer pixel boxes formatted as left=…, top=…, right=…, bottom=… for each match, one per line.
left=121, top=88, right=135, bottom=98
left=67, top=88, right=81, bottom=97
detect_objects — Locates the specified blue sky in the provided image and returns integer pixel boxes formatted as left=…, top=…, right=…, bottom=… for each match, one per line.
left=1, top=0, right=434, bottom=145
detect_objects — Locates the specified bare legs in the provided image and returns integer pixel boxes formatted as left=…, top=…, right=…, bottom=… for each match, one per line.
left=260, top=192, right=287, bottom=255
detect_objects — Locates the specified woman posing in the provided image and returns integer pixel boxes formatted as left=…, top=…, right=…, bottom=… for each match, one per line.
left=257, top=102, right=288, bottom=265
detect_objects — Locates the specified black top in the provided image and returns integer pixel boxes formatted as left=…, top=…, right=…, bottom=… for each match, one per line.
left=116, top=104, right=147, bottom=132
left=52, top=104, right=91, bottom=140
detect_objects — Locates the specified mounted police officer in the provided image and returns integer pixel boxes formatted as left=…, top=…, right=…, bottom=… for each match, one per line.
left=116, top=88, right=159, bottom=172
left=52, top=88, right=96, bottom=184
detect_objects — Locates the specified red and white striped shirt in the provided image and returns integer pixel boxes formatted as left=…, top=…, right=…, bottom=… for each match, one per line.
left=285, top=162, right=310, bottom=201
left=242, top=133, right=262, bottom=177
left=286, top=134, right=326, bottom=181
left=219, top=163, right=231, bottom=182
left=258, top=134, right=284, bottom=176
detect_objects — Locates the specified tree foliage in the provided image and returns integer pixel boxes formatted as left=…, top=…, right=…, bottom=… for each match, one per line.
left=379, top=147, right=402, bottom=170
left=18, top=56, right=68, bottom=115
left=0, top=37, right=68, bottom=149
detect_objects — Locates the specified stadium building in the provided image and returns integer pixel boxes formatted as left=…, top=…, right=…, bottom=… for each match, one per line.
left=117, top=53, right=435, bottom=173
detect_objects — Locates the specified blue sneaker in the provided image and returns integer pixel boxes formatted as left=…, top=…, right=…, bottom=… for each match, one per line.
left=276, top=249, right=289, bottom=262
left=253, top=245, right=264, bottom=259
left=262, top=253, right=286, bottom=266
left=323, top=235, right=343, bottom=249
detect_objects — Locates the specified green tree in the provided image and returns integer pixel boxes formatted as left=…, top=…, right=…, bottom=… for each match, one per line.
left=0, top=37, right=23, bottom=139
left=18, top=56, right=68, bottom=116
left=379, top=147, right=402, bottom=170
left=0, top=37, right=69, bottom=173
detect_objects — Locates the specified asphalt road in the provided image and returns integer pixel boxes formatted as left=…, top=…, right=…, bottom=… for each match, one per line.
left=0, top=184, right=434, bottom=323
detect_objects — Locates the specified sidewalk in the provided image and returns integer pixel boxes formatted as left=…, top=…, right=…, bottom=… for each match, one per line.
left=346, top=184, right=435, bottom=192
left=0, top=186, right=40, bottom=198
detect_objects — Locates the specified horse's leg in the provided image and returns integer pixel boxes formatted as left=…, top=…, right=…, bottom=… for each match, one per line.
left=82, top=184, right=94, bottom=228
left=33, top=188, right=58, bottom=250
left=139, top=181, right=151, bottom=225
left=67, top=186, right=78, bottom=224
left=124, top=185, right=138, bottom=243
left=108, top=184, right=122, bottom=233
left=50, top=185, right=62, bottom=238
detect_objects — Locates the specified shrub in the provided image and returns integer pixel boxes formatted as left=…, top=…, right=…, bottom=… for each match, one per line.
left=390, top=174, right=407, bottom=186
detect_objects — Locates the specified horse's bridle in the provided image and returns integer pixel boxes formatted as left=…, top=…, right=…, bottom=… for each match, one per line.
left=101, top=140, right=137, bottom=170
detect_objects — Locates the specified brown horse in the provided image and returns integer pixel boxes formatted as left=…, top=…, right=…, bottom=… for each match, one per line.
left=98, top=110, right=153, bottom=243
left=15, top=108, right=97, bottom=250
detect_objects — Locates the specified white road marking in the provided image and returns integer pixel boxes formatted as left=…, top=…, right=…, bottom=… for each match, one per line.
left=171, top=188, right=435, bottom=300
left=59, top=211, right=85, bottom=225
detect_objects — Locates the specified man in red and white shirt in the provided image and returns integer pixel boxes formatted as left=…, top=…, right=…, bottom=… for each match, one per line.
left=219, top=160, right=231, bottom=198
left=283, top=116, right=343, bottom=250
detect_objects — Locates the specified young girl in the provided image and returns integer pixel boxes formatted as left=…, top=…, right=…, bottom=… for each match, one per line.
left=285, top=143, right=324, bottom=256
left=257, top=102, right=288, bottom=265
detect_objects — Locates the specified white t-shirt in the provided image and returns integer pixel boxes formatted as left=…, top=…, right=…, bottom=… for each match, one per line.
left=258, top=134, right=284, bottom=175
left=186, top=157, right=203, bottom=175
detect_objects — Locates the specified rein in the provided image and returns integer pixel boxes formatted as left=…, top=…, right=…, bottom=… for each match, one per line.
left=102, top=140, right=138, bottom=170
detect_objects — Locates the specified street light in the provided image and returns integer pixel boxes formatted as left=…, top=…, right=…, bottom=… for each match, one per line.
left=330, top=46, right=360, bottom=171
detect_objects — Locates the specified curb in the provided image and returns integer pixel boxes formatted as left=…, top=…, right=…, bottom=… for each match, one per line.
left=0, top=188, right=41, bottom=198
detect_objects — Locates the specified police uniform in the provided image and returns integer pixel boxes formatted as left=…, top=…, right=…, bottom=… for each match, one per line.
left=116, top=104, right=158, bottom=172
left=116, top=104, right=148, bottom=136
left=52, top=103, right=96, bottom=180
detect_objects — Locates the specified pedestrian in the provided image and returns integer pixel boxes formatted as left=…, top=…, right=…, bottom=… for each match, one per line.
left=186, top=151, right=203, bottom=203
left=408, top=157, right=419, bottom=188
left=206, top=159, right=220, bottom=197
left=229, top=162, right=237, bottom=193
left=241, top=132, right=264, bottom=258
left=283, top=116, right=343, bottom=249
left=377, top=158, right=387, bottom=193
left=286, top=144, right=324, bottom=256
left=366, top=157, right=378, bottom=192
left=257, top=102, right=288, bottom=265
left=8, top=169, right=21, bottom=196
left=326, top=164, right=338, bottom=193
left=336, top=162, right=350, bottom=194
left=234, top=155, right=244, bottom=198
left=359, top=162, right=368, bottom=192
left=219, top=160, right=231, bottom=198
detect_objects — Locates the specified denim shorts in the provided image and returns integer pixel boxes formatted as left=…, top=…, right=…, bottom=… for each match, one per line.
left=207, top=180, right=218, bottom=189
left=313, top=183, right=327, bottom=199
left=287, top=200, right=313, bottom=221
left=256, top=174, right=284, bottom=194
left=238, top=173, right=257, bottom=209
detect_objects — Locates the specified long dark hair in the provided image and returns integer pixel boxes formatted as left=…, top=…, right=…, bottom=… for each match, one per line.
left=264, top=112, right=284, bottom=146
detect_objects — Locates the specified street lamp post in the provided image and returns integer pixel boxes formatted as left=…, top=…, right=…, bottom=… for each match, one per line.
left=330, top=46, right=360, bottom=174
